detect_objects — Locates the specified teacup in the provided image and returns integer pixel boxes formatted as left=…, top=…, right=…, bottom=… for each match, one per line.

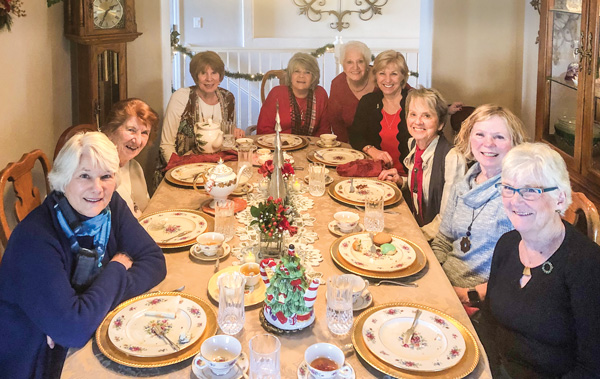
left=320, top=133, right=337, bottom=146
left=334, top=211, right=360, bottom=233
left=256, top=148, right=271, bottom=157
left=341, top=274, right=369, bottom=303
left=239, top=262, right=260, bottom=287
left=236, top=137, right=253, bottom=146
left=305, top=343, right=351, bottom=379
left=194, top=232, right=225, bottom=257
left=196, top=335, right=242, bottom=376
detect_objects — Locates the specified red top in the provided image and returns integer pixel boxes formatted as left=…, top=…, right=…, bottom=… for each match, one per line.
left=410, top=145, right=425, bottom=224
left=257, top=85, right=330, bottom=136
left=328, top=73, right=359, bottom=142
left=379, top=109, right=405, bottom=175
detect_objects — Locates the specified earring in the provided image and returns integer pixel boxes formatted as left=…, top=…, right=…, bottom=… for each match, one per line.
left=555, top=209, right=561, bottom=213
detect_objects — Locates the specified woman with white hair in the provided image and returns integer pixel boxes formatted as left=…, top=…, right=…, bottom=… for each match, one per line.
left=327, top=40, right=376, bottom=142
left=0, top=132, right=166, bottom=378
left=482, top=142, right=600, bottom=377
left=257, top=52, right=330, bottom=136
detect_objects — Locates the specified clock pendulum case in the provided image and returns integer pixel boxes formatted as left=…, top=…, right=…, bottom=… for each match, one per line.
left=64, top=0, right=141, bottom=127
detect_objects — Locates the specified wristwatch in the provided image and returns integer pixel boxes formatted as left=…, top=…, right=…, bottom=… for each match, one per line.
left=468, top=288, right=481, bottom=307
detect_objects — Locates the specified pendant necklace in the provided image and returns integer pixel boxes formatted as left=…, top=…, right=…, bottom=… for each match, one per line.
left=350, top=78, right=369, bottom=93
left=460, top=199, right=491, bottom=253
left=199, top=102, right=216, bottom=122
left=383, top=110, right=400, bottom=129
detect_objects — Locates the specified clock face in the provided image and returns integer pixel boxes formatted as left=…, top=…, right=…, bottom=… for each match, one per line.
left=93, top=0, right=124, bottom=29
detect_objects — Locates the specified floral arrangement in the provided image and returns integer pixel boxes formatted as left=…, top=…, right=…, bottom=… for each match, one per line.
left=1, top=0, right=25, bottom=32
left=258, top=159, right=294, bottom=180
left=250, top=196, right=297, bottom=238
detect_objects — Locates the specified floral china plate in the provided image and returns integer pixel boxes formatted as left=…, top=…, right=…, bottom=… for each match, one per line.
left=257, top=134, right=304, bottom=149
left=139, top=210, right=208, bottom=245
left=327, top=220, right=365, bottom=237
left=313, top=147, right=364, bottom=166
left=339, top=233, right=416, bottom=272
left=297, top=360, right=355, bottom=379
left=192, top=352, right=249, bottom=379
left=362, top=306, right=466, bottom=372
left=334, top=179, right=396, bottom=203
left=108, top=294, right=207, bottom=357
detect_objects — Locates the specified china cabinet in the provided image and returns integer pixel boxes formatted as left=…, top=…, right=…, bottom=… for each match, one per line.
left=535, top=0, right=600, bottom=204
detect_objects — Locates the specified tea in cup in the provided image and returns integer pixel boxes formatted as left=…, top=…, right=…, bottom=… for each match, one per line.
left=194, top=232, right=225, bottom=256
left=305, top=343, right=351, bottom=379
left=334, top=211, right=360, bottom=233
left=320, top=133, right=337, bottom=146
left=341, top=274, right=369, bottom=303
left=240, top=262, right=260, bottom=287
left=196, top=335, right=242, bottom=376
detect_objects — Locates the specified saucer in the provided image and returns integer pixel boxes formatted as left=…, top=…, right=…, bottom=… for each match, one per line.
left=303, top=175, right=334, bottom=186
left=189, top=242, right=231, bottom=262
left=353, top=290, right=373, bottom=311
left=192, top=352, right=249, bottom=379
left=297, top=360, right=355, bottom=379
left=316, top=140, right=341, bottom=148
left=327, top=221, right=365, bottom=237
left=231, top=182, right=252, bottom=196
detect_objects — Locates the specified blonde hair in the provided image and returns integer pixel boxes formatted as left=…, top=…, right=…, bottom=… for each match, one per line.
left=372, top=50, right=409, bottom=88
left=501, top=142, right=572, bottom=213
left=286, top=52, right=320, bottom=90
left=454, top=104, right=526, bottom=161
left=49, top=132, right=119, bottom=193
left=405, top=87, right=448, bottom=129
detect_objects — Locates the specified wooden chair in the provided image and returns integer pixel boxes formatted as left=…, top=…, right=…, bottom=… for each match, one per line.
left=563, top=192, right=600, bottom=244
left=247, top=70, right=288, bottom=136
left=0, top=150, right=52, bottom=248
left=53, top=123, right=97, bottom=159
left=450, top=106, right=476, bottom=135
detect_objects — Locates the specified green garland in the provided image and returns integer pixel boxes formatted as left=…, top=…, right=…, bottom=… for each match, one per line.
left=171, top=31, right=418, bottom=81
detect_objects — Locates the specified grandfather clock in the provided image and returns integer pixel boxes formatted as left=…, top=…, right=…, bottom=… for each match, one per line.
left=64, top=0, right=141, bottom=127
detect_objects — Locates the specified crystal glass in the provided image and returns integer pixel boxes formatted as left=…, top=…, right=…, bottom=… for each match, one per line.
left=215, top=199, right=235, bottom=242
left=249, top=334, right=281, bottom=379
left=308, top=162, right=326, bottom=197
left=217, top=271, right=246, bottom=335
left=237, top=144, right=256, bottom=185
left=222, top=121, right=236, bottom=150
left=326, top=275, right=353, bottom=336
left=364, top=192, right=384, bottom=233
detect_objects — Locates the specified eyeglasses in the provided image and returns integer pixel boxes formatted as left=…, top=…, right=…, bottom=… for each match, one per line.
left=495, top=183, right=558, bottom=201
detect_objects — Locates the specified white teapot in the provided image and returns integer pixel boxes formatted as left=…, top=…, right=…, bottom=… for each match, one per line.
left=194, top=159, right=248, bottom=208
left=195, top=119, right=223, bottom=153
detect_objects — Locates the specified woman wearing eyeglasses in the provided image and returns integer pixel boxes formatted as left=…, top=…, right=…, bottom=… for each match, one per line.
left=481, top=143, right=600, bottom=377
left=431, top=104, right=526, bottom=310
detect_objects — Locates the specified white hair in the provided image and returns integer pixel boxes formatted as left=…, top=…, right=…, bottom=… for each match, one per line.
left=501, top=142, right=572, bottom=213
left=340, top=40, right=372, bottom=66
left=49, top=131, right=120, bottom=193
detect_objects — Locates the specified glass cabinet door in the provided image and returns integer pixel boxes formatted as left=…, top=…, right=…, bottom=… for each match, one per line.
left=541, top=1, right=583, bottom=160
left=583, top=0, right=600, bottom=181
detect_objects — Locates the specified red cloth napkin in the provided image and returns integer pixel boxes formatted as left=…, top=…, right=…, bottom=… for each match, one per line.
left=336, top=159, right=384, bottom=177
left=163, top=151, right=238, bottom=172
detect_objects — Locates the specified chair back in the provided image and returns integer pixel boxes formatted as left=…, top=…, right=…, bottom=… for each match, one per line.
left=0, top=149, right=52, bottom=248
left=563, top=192, right=600, bottom=244
left=450, top=106, right=476, bottom=134
left=260, top=69, right=287, bottom=103
left=54, top=124, right=97, bottom=160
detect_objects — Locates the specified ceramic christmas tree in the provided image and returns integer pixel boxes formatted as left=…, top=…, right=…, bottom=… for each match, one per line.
left=259, top=244, right=320, bottom=331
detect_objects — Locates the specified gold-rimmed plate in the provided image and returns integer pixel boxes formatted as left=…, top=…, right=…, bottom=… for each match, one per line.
left=207, top=265, right=266, bottom=307
left=351, top=303, right=479, bottom=378
left=307, top=149, right=366, bottom=167
left=95, top=292, right=217, bottom=368
left=330, top=233, right=426, bottom=279
left=328, top=178, right=402, bottom=207
left=139, top=209, right=214, bottom=249
left=165, top=163, right=217, bottom=187
left=256, top=134, right=308, bottom=151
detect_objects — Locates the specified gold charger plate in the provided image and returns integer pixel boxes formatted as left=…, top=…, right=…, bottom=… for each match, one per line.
left=327, top=178, right=402, bottom=207
left=330, top=233, right=427, bottom=279
left=95, top=292, right=217, bottom=368
left=255, top=134, right=308, bottom=151
left=139, top=209, right=214, bottom=249
left=207, top=265, right=266, bottom=307
left=351, top=302, right=479, bottom=378
left=164, top=163, right=217, bottom=188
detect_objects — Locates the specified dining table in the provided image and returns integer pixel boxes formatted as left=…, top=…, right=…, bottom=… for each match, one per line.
left=61, top=135, right=492, bottom=379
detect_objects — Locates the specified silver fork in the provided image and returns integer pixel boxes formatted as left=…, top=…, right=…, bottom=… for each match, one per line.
left=372, top=279, right=418, bottom=288
left=161, top=230, right=190, bottom=243
left=151, top=325, right=180, bottom=351
left=402, top=309, right=422, bottom=344
left=214, top=247, right=223, bottom=272
left=349, top=178, right=355, bottom=193
left=369, top=232, right=376, bottom=254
